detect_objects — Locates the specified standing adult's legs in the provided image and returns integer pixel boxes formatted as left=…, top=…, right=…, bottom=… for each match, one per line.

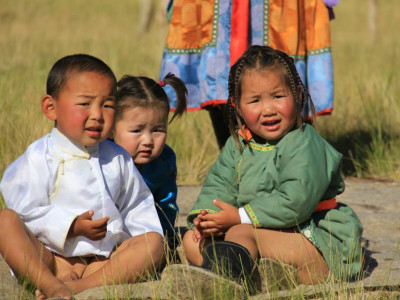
left=206, top=105, right=230, bottom=149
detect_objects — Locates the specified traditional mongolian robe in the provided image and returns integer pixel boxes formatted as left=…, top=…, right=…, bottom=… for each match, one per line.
left=0, top=128, right=163, bottom=257
left=187, top=124, right=363, bottom=279
left=138, top=144, right=179, bottom=236
left=160, top=0, right=334, bottom=117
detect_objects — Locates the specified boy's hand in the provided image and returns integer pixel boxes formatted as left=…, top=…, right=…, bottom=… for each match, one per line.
left=197, top=199, right=240, bottom=235
left=68, top=210, right=109, bottom=240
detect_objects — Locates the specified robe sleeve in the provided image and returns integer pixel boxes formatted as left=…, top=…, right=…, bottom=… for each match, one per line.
left=244, top=128, right=344, bottom=228
left=117, top=156, right=164, bottom=237
left=0, top=144, right=77, bottom=252
left=187, top=137, right=240, bottom=228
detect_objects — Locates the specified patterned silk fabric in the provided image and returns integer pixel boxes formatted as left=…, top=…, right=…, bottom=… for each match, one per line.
left=160, top=0, right=334, bottom=117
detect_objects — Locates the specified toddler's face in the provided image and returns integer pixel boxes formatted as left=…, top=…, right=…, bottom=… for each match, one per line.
left=113, top=106, right=167, bottom=164
left=48, top=71, right=116, bottom=147
left=238, top=69, right=298, bottom=142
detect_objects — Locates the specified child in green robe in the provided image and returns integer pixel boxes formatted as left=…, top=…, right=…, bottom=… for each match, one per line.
left=176, top=45, right=363, bottom=293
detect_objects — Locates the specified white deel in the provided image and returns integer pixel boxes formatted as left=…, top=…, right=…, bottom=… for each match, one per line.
left=0, top=127, right=163, bottom=257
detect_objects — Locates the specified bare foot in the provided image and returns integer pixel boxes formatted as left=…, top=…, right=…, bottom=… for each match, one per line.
left=35, top=283, right=72, bottom=300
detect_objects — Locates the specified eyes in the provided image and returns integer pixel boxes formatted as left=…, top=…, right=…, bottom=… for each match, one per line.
left=129, top=127, right=166, bottom=134
left=103, top=103, right=116, bottom=109
left=77, top=98, right=116, bottom=109
left=246, top=94, right=286, bottom=104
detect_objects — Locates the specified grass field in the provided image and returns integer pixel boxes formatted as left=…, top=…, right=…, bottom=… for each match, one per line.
left=0, top=1, right=399, bottom=188
left=0, top=1, right=399, bottom=298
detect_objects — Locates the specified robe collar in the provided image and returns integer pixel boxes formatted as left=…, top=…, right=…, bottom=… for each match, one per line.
left=49, top=127, right=99, bottom=157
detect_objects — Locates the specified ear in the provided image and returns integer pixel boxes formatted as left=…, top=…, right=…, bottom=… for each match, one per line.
left=235, top=102, right=243, bottom=118
left=41, top=95, right=57, bottom=121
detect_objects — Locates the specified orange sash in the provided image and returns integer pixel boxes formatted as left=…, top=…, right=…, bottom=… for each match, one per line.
left=315, top=198, right=337, bottom=212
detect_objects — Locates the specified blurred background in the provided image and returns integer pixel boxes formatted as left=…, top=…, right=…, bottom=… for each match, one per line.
left=0, top=0, right=399, bottom=191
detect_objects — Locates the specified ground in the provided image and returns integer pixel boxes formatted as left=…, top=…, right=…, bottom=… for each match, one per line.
left=1, top=177, right=399, bottom=299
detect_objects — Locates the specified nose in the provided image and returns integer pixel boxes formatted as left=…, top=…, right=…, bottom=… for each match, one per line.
left=90, top=104, right=103, bottom=122
left=142, top=132, right=154, bottom=147
left=261, top=99, right=276, bottom=116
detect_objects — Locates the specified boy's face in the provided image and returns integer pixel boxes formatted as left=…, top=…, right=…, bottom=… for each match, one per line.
left=42, top=71, right=116, bottom=147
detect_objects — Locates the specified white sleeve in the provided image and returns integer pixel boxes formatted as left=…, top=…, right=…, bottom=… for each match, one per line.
left=0, top=144, right=77, bottom=252
left=239, top=207, right=252, bottom=224
left=116, top=159, right=164, bottom=237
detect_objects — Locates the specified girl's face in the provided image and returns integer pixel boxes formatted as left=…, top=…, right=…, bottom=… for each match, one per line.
left=238, top=69, right=299, bottom=142
left=113, top=106, right=167, bottom=164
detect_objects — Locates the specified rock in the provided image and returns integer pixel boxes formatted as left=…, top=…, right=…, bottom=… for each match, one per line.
left=159, top=264, right=245, bottom=300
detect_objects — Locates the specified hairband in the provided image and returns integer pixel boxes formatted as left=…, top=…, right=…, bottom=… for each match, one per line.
left=158, top=79, right=166, bottom=87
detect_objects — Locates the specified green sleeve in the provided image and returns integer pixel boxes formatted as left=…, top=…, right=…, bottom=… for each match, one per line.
left=187, top=137, right=240, bottom=228
left=245, top=126, right=344, bottom=228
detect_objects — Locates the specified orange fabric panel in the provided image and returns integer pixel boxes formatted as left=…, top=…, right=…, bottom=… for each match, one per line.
left=304, top=0, right=331, bottom=50
left=166, top=0, right=215, bottom=49
left=268, top=0, right=331, bottom=56
left=230, top=0, right=249, bottom=66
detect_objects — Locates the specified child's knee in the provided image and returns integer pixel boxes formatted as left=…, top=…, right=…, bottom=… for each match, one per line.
left=0, top=208, right=20, bottom=227
left=146, top=232, right=164, bottom=248
left=142, top=232, right=164, bottom=258
left=182, top=230, right=204, bottom=266
left=182, top=229, right=195, bottom=250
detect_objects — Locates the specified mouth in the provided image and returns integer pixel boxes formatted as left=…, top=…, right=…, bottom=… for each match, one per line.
left=261, top=120, right=280, bottom=126
left=86, top=127, right=102, bottom=137
left=138, top=150, right=152, bottom=157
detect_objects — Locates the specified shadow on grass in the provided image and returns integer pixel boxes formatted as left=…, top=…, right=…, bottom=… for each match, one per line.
left=361, top=238, right=379, bottom=279
left=325, top=128, right=394, bottom=177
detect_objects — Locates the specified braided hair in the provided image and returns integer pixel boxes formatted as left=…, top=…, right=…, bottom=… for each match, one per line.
left=226, top=45, right=316, bottom=150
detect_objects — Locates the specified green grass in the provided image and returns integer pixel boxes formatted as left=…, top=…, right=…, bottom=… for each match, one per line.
left=315, top=0, right=400, bottom=180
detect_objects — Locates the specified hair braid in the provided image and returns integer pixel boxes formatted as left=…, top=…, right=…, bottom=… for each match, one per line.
left=274, top=50, right=316, bottom=126
left=274, top=53, right=299, bottom=104
left=228, top=55, right=248, bottom=150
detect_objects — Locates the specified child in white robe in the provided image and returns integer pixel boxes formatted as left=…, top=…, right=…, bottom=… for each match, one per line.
left=0, top=54, right=164, bottom=299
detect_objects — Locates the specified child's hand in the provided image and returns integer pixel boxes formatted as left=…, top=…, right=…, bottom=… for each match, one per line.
left=68, top=210, right=109, bottom=241
left=192, top=210, right=209, bottom=242
left=197, top=199, right=240, bottom=235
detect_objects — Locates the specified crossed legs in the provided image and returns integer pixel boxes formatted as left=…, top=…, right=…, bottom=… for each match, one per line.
left=65, top=231, right=164, bottom=294
left=0, top=209, right=164, bottom=298
left=183, top=224, right=329, bottom=284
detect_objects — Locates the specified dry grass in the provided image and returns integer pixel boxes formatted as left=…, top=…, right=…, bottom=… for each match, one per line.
left=1, top=0, right=400, bottom=190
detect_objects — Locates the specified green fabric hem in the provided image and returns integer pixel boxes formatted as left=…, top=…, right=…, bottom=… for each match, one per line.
left=244, top=204, right=260, bottom=227
left=186, top=209, right=218, bottom=228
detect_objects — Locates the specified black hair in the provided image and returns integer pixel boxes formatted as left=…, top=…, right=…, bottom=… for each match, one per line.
left=115, top=73, right=187, bottom=124
left=226, top=45, right=316, bottom=149
left=46, top=54, right=117, bottom=99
